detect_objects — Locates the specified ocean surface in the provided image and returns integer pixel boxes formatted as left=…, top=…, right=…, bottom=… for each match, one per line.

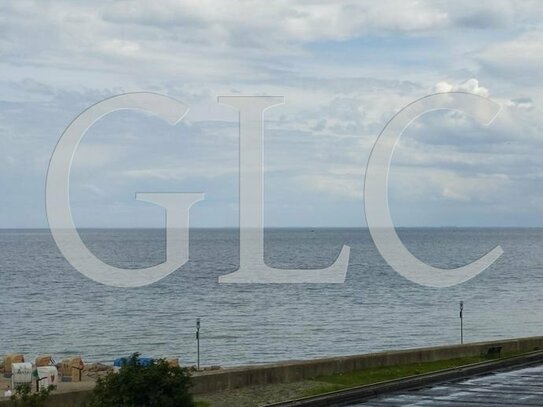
left=1, top=228, right=542, bottom=367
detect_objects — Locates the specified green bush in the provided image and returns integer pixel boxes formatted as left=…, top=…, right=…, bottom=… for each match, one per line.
left=87, top=353, right=195, bottom=407
left=9, top=384, right=54, bottom=407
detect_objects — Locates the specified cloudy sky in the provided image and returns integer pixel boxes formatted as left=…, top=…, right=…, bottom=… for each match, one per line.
left=1, top=0, right=542, bottom=228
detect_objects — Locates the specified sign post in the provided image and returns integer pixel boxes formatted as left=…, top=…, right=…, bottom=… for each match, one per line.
left=459, top=301, right=464, bottom=344
left=196, top=318, right=201, bottom=370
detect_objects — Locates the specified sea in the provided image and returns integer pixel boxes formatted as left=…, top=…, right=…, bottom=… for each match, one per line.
left=1, top=228, right=542, bottom=367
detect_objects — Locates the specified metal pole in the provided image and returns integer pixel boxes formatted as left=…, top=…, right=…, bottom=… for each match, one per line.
left=196, top=318, right=201, bottom=370
left=459, top=301, right=464, bottom=344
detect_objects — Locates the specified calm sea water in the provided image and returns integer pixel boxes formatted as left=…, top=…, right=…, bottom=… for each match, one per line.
left=1, top=228, right=542, bottom=367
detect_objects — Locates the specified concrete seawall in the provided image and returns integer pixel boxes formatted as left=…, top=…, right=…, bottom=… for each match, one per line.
left=191, top=336, right=543, bottom=394
left=2, top=336, right=543, bottom=405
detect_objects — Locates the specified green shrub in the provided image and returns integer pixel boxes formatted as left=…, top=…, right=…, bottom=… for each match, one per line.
left=87, top=353, right=195, bottom=407
left=9, top=384, right=54, bottom=407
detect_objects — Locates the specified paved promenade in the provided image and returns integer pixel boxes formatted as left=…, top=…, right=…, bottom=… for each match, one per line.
left=354, top=363, right=543, bottom=406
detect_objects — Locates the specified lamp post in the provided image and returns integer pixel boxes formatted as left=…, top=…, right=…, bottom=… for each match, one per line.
left=196, top=318, right=201, bottom=370
left=459, top=301, right=464, bottom=345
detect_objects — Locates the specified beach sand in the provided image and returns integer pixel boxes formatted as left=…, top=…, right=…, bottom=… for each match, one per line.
left=0, top=363, right=110, bottom=400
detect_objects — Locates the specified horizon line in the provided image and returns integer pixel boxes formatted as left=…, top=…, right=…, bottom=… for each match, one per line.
left=2, top=226, right=543, bottom=230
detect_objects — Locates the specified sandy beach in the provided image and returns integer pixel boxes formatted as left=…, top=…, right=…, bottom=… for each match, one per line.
left=0, top=362, right=111, bottom=400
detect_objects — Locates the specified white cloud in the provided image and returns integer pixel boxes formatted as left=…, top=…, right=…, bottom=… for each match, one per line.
left=389, top=167, right=511, bottom=204
left=435, top=79, right=489, bottom=97
left=476, top=31, right=543, bottom=81
left=120, top=165, right=237, bottom=181
left=296, top=168, right=364, bottom=200
left=101, top=0, right=450, bottom=43
left=98, top=39, right=141, bottom=56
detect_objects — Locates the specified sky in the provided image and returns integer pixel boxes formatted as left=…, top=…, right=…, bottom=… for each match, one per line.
left=1, top=0, right=543, bottom=228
